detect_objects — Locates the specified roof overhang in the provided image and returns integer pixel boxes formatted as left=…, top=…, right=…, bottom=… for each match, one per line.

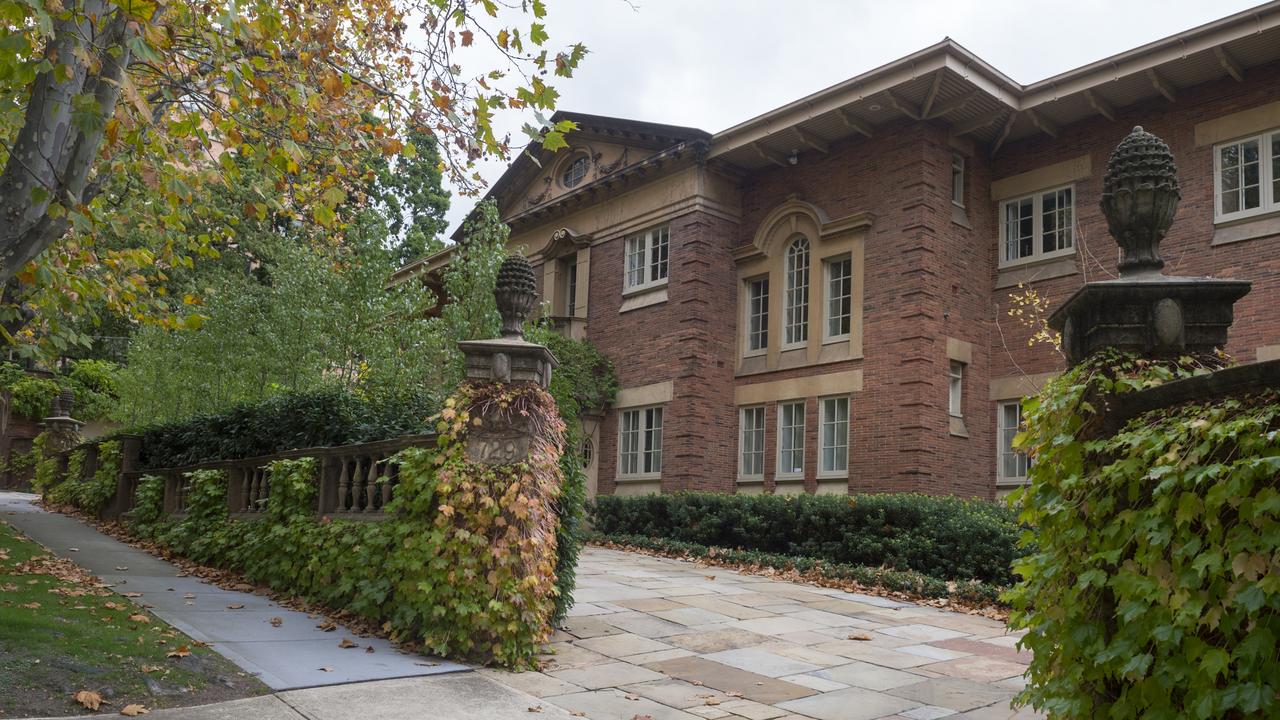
left=710, top=2, right=1280, bottom=168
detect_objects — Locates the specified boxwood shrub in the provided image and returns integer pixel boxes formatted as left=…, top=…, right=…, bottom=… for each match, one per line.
left=590, top=492, right=1025, bottom=586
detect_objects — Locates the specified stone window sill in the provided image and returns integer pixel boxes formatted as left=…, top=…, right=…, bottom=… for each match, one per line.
left=951, top=204, right=971, bottom=229
left=619, top=286, right=668, bottom=313
left=995, top=255, right=1078, bottom=290
left=1211, top=212, right=1280, bottom=247
left=621, top=280, right=668, bottom=298
left=949, top=416, right=969, bottom=438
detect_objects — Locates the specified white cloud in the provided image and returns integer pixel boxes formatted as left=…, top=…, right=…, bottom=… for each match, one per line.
left=442, top=0, right=1260, bottom=236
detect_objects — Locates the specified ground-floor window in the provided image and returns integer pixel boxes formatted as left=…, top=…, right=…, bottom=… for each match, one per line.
left=998, top=400, right=1028, bottom=482
left=819, top=396, right=849, bottom=475
left=739, top=406, right=765, bottom=478
left=619, top=406, right=663, bottom=477
left=777, top=401, right=805, bottom=477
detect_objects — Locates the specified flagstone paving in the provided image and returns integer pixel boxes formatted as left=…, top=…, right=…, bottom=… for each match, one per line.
left=489, top=547, right=1043, bottom=720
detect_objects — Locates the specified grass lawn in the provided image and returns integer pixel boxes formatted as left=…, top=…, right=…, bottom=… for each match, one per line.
left=0, top=521, right=267, bottom=717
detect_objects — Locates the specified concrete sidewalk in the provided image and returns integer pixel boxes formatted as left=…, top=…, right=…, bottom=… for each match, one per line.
left=27, top=675, right=578, bottom=720
left=0, top=492, right=467, bottom=691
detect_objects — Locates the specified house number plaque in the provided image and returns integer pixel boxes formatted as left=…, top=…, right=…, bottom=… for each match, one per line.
left=466, top=417, right=532, bottom=465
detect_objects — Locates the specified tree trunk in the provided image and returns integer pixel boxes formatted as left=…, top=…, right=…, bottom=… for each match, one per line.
left=0, top=1, right=133, bottom=284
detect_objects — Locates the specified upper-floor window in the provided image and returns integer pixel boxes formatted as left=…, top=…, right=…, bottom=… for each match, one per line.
left=739, top=406, right=765, bottom=479
left=783, top=237, right=810, bottom=347
left=624, top=226, right=669, bottom=292
left=562, top=155, right=589, bottom=188
left=998, top=400, right=1028, bottom=483
left=818, top=395, right=849, bottom=476
left=825, top=257, right=851, bottom=341
left=951, top=154, right=966, bottom=207
left=777, top=400, right=805, bottom=477
left=948, top=361, right=964, bottom=418
left=1000, top=185, right=1074, bottom=267
left=746, top=277, right=769, bottom=353
left=1215, top=130, right=1280, bottom=222
left=619, top=406, right=663, bottom=477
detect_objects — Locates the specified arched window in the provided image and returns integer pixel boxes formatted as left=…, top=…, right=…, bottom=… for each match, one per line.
left=561, top=155, right=589, bottom=188
left=784, top=236, right=810, bottom=346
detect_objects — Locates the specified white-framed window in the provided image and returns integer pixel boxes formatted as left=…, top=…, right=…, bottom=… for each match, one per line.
left=783, top=237, right=810, bottom=347
left=619, top=406, right=663, bottom=477
left=948, top=361, right=964, bottom=418
left=999, top=185, right=1074, bottom=267
left=1214, top=130, right=1280, bottom=222
left=825, top=256, right=851, bottom=341
left=745, top=277, right=769, bottom=353
left=951, top=154, right=966, bottom=207
left=564, top=260, right=578, bottom=316
left=998, top=400, right=1029, bottom=483
left=624, top=226, right=669, bottom=292
left=777, top=401, right=805, bottom=477
left=738, top=406, right=765, bottom=479
left=818, top=396, right=849, bottom=476
left=562, top=154, right=589, bottom=188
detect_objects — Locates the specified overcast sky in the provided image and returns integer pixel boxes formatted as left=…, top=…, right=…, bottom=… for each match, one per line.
left=441, top=0, right=1262, bottom=234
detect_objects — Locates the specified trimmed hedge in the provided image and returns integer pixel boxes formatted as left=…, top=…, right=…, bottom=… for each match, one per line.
left=135, top=387, right=436, bottom=469
left=590, top=492, right=1024, bottom=586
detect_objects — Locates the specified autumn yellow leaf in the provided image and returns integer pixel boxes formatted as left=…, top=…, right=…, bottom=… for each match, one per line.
left=166, top=645, right=191, bottom=658
left=121, top=703, right=150, bottom=716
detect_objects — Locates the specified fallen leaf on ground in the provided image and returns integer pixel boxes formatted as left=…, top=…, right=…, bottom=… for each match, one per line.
left=704, top=698, right=721, bottom=706
left=105, top=602, right=123, bottom=610
left=317, top=620, right=338, bottom=631
left=226, top=603, right=244, bottom=610
left=570, top=713, right=586, bottom=717
left=122, top=592, right=143, bottom=598
left=338, top=637, right=358, bottom=649
left=128, top=613, right=151, bottom=624
left=74, top=690, right=103, bottom=710
left=415, top=661, right=439, bottom=667
left=140, top=665, right=161, bottom=673
left=115, top=566, right=129, bottom=571
left=269, top=617, right=283, bottom=627
left=69, top=547, right=79, bottom=552
left=120, top=703, right=149, bottom=716
left=527, top=705, right=542, bottom=713
left=183, top=593, right=195, bottom=599
left=705, top=575, right=716, bottom=581
left=20, top=602, right=40, bottom=609
left=166, top=646, right=191, bottom=658
left=690, top=680, right=704, bottom=686
left=365, top=646, right=374, bottom=653
left=625, top=693, right=640, bottom=700
left=847, top=634, right=871, bottom=641
left=318, top=666, right=333, bottom=672
left=631, top=715, right=654, bottom=720
left=725, top=691, right=743, bottom=698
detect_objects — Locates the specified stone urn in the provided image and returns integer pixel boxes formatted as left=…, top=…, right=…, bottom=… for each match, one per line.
left=1099, top=126, right=1181, bottom=277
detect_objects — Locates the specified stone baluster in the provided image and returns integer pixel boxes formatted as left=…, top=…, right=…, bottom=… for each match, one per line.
left=249, top=468, right=262, bottom=512
left=364, top=456, right=380, bottom=512
left=341, top=458, right=357, bottom=512
left=259, top=466, right=270, bottom=508
left=380, top=464, right=394, bottom=509
left=241, top=468, right=252, bottom=512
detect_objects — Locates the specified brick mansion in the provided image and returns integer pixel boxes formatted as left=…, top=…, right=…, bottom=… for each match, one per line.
left=396, top=3, right=1280, bottom=499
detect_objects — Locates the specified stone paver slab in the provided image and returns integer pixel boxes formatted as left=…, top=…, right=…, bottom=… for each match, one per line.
left=666, top=628, right=776, bottom=653
left=902, top=704, right=960, bottom=719
left=479, top=668, right=584, bottom=698
left=653, top=606, right=739, bottom=627
left=888, top=678, right=1014, bottom=712
left=538, top=641, right=612, bottom=670
left=878, top=624, right=972, bottom=643
left=718, top=697, right=791, bottom=719
left=776, top=685, right=920, bottom=720
left=605, top=610, right=699, bottom=638
left=620, top=677, right=732, bottom=709
left=730, top=616, right=826, bottom=636
left=811, top=641, right=937, bottom=668
left=678, top=594, right=777, bottom=619
left=781, top=672, right=849, bottom=692
left=812, top=660, right=925, bottom=691
left=560, top=615, right=624, bottom=639
left=933, top=638, right=1033, bottom=664
left=898, top=644, right=973, bottom=662
left=646, top=656, right=816, bottom=705
left=546, top=689, right=701, bottom=720
left=923, top=656, right=1029, bottom=683
left=702, top=647, right=823, bottom=677
left=575, top=631, right=675, bottom=658
left=548, top=660, right=665, bottom=689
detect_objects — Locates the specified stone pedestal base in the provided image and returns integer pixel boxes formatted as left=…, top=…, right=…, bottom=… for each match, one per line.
left=1049, top=276, right=1251, bottom=364
left=458, top=338, right=557, bottom=388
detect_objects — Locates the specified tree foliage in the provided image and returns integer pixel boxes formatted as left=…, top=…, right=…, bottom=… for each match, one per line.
left=0, top=0, right=583, bottom=355
left=1007, top=349, right=1280, bottom=719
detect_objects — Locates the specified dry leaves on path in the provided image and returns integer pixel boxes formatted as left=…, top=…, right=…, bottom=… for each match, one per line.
left=269, top=616, right=283, bottom=627
left=226, top=603, right=245, bottom=610
left=121, top=703, right=149, bottom=716
left=166, top=646, right=191, bottom=658
left=338, top=637, right=358, bottom=649
left=128, top=614, right=150, bottom=624
left=74, top=690, right=104, bottom=710
left=848, top=633, right=872, bottom=641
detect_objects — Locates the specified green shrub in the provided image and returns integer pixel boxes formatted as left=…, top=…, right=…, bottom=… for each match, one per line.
left=30, top=433, right=60, bottom=491
left=130, top=475, right=166, bottom=534
left=8, top=374, right=60, bottom=420
left=124, top=382, right=568, bottom=668
left=590, top=491, right=1023, bottom=585
left=0, top=361, right=120, bottom=421
left=44, top=441, right=121, bottom=515
left=135, top=387, right=435, bottom=469
left=1008, top=351, right=1280, bottom=719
